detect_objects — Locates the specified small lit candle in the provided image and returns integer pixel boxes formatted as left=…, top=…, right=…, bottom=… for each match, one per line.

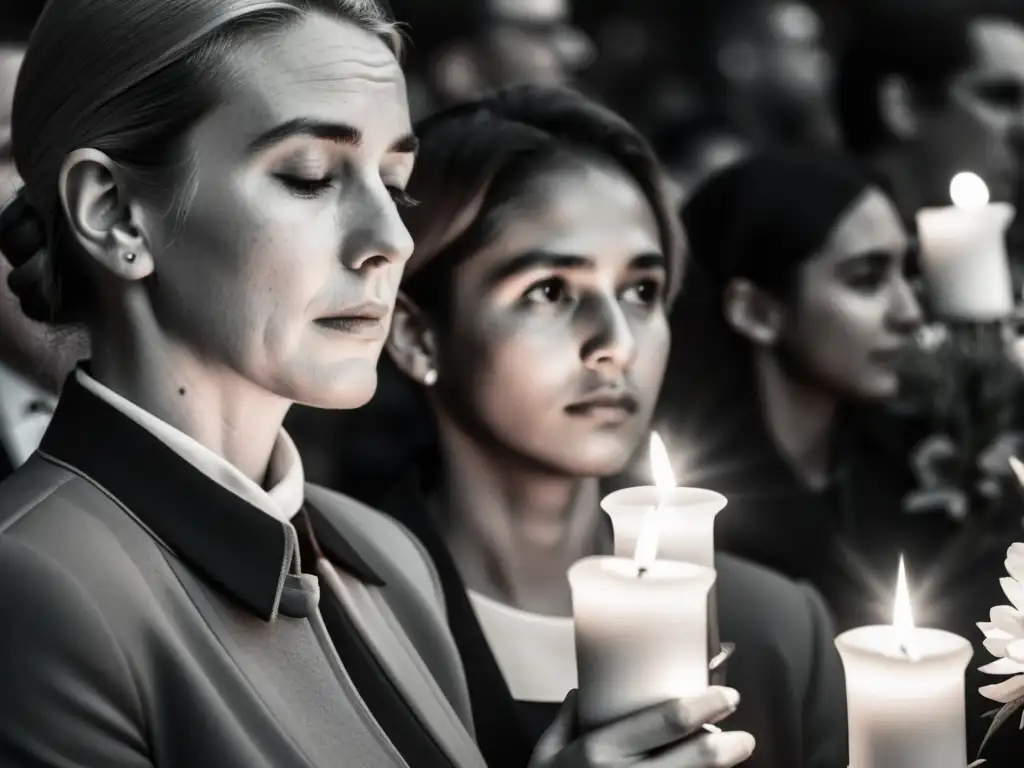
left=602, top=432, right=727, bottom=568
left=836, top=557, right=973, bottom=768
left=916, top=172, right=1015, bottom=320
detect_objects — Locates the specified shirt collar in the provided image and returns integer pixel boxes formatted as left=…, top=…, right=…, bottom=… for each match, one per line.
left=40, top=368, right=299, bottom=620
left=0, top=361, right=57, bottom=468
left=75, top=369, right=304, bottom=522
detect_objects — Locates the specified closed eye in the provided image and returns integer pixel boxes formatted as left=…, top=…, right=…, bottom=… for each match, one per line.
left=274, top=173, right=333, bottom=199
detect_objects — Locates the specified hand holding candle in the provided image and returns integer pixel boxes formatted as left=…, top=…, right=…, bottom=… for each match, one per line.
left=916, top=172, right=1015, bottom=320
left=836, top=556, right=973, bottom=768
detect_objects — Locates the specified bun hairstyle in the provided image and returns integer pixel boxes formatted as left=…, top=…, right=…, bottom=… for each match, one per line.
left=0, top=0, right=398, bottom=325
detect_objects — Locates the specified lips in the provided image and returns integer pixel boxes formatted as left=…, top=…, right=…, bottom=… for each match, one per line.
left=565, top=392, right=640, bottom=416
left=314, top=301, right=389, bottom=335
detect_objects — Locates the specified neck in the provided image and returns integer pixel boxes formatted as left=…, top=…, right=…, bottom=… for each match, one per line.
left=433, top=419, right=606, bottom=617
left=90, top=288, right=289, bottom=485
left=754, top=350, right=837, bottom=489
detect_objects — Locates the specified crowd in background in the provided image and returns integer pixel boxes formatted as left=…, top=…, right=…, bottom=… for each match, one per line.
left=4, top=0, right=1024, bottom=764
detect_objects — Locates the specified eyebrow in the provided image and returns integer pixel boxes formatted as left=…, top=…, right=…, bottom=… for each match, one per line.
left=484, top=249, right=665, bottom=287
left=245, top=118, right=418, bottom=156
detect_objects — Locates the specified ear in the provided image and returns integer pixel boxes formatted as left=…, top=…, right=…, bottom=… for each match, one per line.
left=879, top=75, right=919, bottom=141
left=387, top=292, right=439, bottom=386
left=58, top=148, right=154, bottom=282
left=432, top=43, right=486, bottom=102
left=723, top=278, right=783, bottom=347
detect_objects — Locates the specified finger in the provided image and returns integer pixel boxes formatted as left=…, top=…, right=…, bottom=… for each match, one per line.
left=532, top=689, right=579, bottom=766
left=586, top=687, right=740, bottom=760
left=646, top=731, right=756, bottom=768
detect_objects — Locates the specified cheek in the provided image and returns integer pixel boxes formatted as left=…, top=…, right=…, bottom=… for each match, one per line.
left=449, top=314, right=578, bottom=428
left=157, top=189, right=337, bottom=360
left=793, top=295, right=882, bottom=373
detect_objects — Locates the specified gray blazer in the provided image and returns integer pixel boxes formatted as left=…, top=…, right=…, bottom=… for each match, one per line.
left=0, top=375, right=486, bottom=768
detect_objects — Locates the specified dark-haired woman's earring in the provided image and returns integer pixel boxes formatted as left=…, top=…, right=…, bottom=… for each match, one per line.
left=423, top=369, right=438, bottom=386
left=124, top=252, right=137, bottom=263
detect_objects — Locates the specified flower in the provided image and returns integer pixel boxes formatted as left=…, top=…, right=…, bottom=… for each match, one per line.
left=978, top=544, right=1024, bottom=702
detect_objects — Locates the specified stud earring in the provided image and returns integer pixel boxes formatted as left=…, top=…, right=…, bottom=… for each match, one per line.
left=423, top=369, right=438, bottom=386
left=124, top=252, right=137, bottom=263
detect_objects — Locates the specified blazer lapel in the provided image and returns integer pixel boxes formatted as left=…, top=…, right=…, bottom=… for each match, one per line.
left=318, top=561, right=486, bottom=768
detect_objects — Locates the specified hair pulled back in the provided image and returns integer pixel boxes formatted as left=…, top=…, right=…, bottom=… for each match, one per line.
left=0, top=0, right=398, bottom=324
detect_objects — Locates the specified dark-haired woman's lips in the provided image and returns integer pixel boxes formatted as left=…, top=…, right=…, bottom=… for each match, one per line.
left=565, top=393, right=640, bottom=423
left=314, top=302, right=388, bottom=339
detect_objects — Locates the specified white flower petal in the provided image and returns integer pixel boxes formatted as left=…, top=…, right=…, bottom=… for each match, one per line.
left=980, top=658, right=1024, bottom=675
left=1007, top=639, right=1024, bottom=663
left=981, top=674, right=1024, bottom=703
left=985, top=636, right=1013, bottom=657
left=1002, top=577, right=1024, bottom=613
left=990, top=605, right=1024, bottom=635
left=1007, top=547, right=1024, bottom=582
left=980, top=622, right=1014, bottom=641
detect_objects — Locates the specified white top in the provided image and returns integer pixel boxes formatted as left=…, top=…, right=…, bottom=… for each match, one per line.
left=468, top=590, right=577, bottom=703
left=0, top=361, right=56, bottom=468
left=76, top=369, right=304, bottom=522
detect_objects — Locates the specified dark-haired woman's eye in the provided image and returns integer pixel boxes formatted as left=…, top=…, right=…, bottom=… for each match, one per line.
left=622, top=279, right=662, bottom=306
left=275, top=174, right=334, bottom=199
left=387, top=186, right=419, bottom=208
left=524, top=277, right=570, bottom=305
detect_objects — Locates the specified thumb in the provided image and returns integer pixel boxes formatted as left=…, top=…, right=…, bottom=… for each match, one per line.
left=530, top=689, right=579, bottom=767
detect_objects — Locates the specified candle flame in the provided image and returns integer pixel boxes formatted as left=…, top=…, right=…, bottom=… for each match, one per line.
left=893, top=555, right=918, bottom=660
left=949, top=172, right=990, bottom=209
left=633, top=433, right=675, bottom=575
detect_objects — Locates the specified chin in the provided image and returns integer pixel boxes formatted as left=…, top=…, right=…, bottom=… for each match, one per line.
left=853, top=372, right=900, bottom=402
left=284, top=358, right=380, bottom=410
left=551, top=439, right=635, bottom=479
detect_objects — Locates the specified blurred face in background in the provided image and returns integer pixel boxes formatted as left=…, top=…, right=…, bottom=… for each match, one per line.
left=774, top=189, right=922, bottom=400
left=481, top=0, right=593, bottom=87
left=717, top=1, right=836, bottom=142
left=913, top=18, right=1024, bottom=205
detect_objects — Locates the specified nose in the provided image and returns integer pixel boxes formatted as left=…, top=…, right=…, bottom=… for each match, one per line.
left=887, top=275, right=923, bottom=335
left=580, top=296, right=637, bottom=371
left=340, top=180, right=415, bottom=272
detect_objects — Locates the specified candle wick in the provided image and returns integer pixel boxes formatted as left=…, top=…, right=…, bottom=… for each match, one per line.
left=637, top=566, right=648, bottom=579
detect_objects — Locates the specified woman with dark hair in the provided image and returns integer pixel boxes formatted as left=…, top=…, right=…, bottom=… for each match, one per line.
left=370, top=84, right=847, bottom=768
left=658, top=150, right=924, bottom=630
left=0, top=2, right=715, bottom=767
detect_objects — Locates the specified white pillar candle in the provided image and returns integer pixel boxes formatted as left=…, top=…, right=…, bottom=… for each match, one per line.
left=603, top=486, right=726, bottom=568
left=836, top=557, right=973, bottom=768
left=603, top=432, right=726, bottom=568
left=916, top=172, right=1015, bottom=320
left=569, top=555, right=717, bottom=731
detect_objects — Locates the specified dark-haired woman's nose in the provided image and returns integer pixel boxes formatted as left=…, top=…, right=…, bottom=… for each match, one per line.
left=581, top=298, right=637, bottom=372
left=888, top=276, right=924, bottom=335
left=342, top=184, right=415, bottom=272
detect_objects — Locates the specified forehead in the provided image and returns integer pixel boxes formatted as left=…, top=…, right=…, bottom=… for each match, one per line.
left=968, top=18, right=1024, bottom=75
left=476, top=161, right=661, bottom=266
left=207, top=13, right=409, bottom=149
left=816, top=188, right=907, bottom=264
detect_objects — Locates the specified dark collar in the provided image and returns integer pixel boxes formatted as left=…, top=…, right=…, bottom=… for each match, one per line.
left=39, top=369, right=381, bottom=621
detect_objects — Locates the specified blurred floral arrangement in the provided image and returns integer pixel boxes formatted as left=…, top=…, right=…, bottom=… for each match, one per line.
left=976, top=541, right=1024, bottom=761
left=896, top=321, right=1024, bottom=525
